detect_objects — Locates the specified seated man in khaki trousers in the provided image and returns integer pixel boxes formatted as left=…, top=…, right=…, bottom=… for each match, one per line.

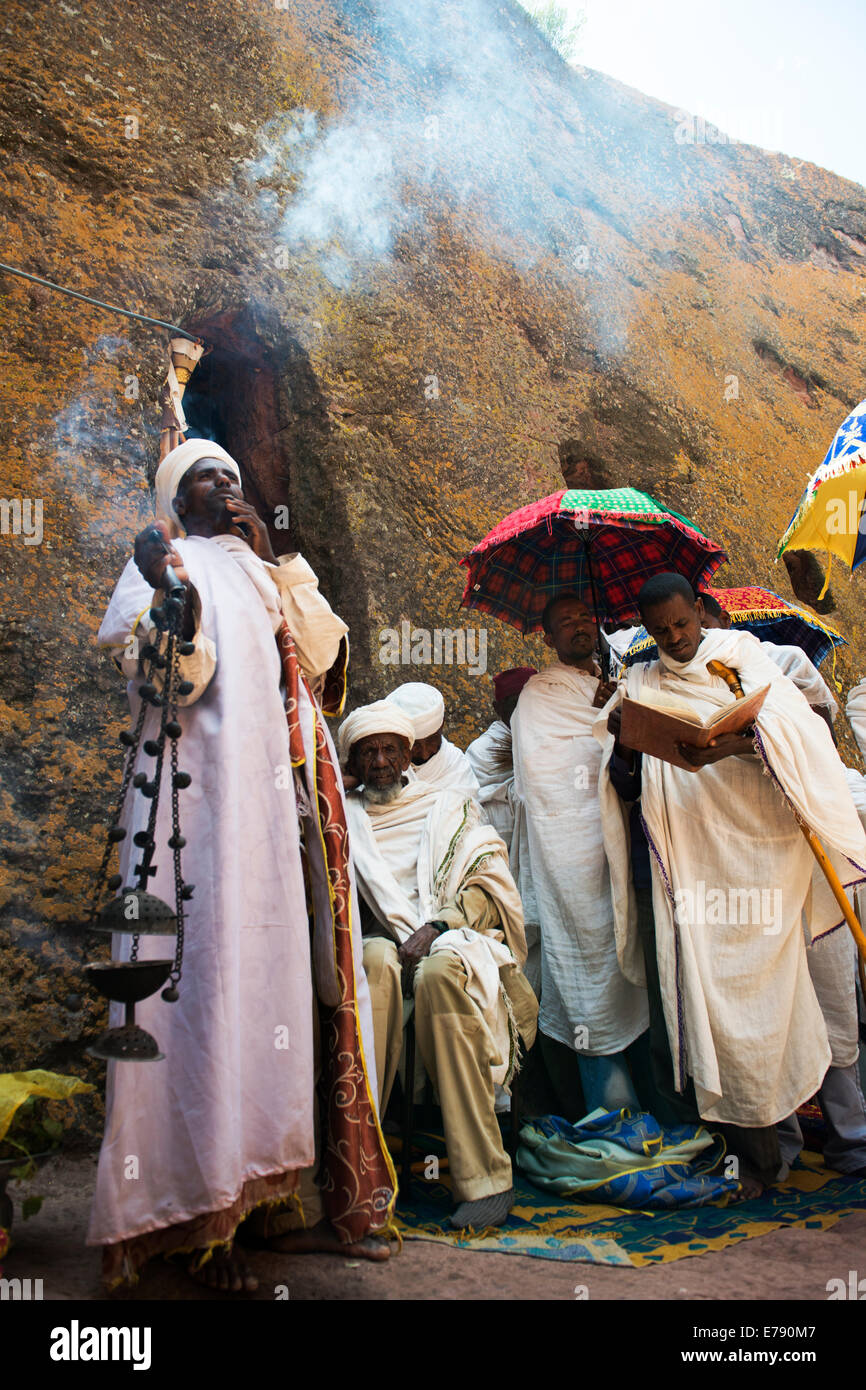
left=338, top=700, right=537, bottom=1229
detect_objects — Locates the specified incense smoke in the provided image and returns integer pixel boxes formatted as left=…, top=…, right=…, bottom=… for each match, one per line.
left=240, top=0, right=681, bottom=353
left=45, top=334, right=152, bottom=541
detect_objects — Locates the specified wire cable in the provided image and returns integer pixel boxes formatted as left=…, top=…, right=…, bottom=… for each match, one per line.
left=0, top=261, right=201, bottom=342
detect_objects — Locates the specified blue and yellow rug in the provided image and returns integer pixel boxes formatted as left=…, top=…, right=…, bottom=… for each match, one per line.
left=392, top=1132, right=866, bottom=1267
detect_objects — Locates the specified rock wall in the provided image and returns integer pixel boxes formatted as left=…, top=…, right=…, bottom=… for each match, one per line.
left=1, top=0, right=865, bottom=1121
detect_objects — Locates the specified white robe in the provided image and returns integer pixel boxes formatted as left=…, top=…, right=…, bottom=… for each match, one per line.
left=345, top=780, right=527, bottom=1086
left=88, top=536, right=373, bottom=1251
left=466, top=720, right=517, bottom=849
left=762, top=642, right=838, bottom=719
left=842, top=765, right=866, bottom=1033
left=847, top=679, right=866, bottom=760
left=412, top=737, right=482, bottom=801
left=595, top=627, right=866, bottom=1127
left=511, top=662, right=649, bottom=1054
left=605, top=626, right=642, bottom=677
left=466, top=721, right=540, bottom=993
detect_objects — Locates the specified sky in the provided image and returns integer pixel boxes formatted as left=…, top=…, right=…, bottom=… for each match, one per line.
left=523, top=0, right=866, bottom=190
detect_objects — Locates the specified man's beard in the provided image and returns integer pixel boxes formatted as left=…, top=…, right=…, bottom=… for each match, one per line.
left=560, top=637, right=595, bottom=664
left=205, top=498, right=233, bottom=529
left=363, top=780, right=405, bottom=804
left=204, top=484, right=242, bottom=530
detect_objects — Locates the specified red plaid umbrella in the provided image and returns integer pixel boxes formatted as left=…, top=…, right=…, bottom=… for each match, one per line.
left=460, top=487, right=727, bottom=633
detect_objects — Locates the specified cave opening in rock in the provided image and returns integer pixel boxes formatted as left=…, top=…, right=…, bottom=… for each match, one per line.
left=174, top=307, right=368, bottom=649
left=179, top=308, right=288, bottom=543
left=558, top=438, right=613, bottom=492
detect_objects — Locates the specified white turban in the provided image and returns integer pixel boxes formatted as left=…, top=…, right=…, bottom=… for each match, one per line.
left=384, top=682, right=445, bottom=740
left=337, top=700, right=415, bottom=766
left=154, top=439, right=242, bottom=537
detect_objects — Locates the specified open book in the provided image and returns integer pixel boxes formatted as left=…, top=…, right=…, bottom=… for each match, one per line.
left=619, top=684, right=770, bottom=772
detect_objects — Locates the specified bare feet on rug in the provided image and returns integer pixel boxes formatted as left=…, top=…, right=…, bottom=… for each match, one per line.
left=188, top=1246, right=259, bottom=1293
left=265, top=1219, right=391, bottom=1261
left=735, top=1174, right=764, bottom=1201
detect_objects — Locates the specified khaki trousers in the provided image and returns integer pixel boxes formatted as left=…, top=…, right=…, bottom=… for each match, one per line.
left=362, top=936, right=513, bottom=1202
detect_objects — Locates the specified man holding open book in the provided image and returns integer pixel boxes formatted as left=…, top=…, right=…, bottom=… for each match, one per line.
left=595, top=573, right=866, bottom=1194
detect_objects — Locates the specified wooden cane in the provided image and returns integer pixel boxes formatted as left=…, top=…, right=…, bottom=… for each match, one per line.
left=707, top=659, right=866, bottom=967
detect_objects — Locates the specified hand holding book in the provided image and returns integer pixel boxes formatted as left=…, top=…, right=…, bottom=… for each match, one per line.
left=675, top=728, right=756, bottom=769
left=615, top=684, right=770, bottom=772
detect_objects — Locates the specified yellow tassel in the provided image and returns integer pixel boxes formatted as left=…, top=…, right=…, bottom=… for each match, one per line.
left=817, top=551, right=832, bottom=599
left=384, top=1216, right=403, bottom=1252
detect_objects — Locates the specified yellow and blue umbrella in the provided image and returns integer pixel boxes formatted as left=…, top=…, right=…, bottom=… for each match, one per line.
left=778, top=395, right=866, bottom=585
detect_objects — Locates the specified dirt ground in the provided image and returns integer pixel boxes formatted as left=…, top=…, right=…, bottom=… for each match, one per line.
left=4, top=1154, right=866, bottom=1302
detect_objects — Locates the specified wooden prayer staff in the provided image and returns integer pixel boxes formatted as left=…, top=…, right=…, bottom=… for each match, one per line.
left=708, top=659, right=866, bottom=967
left=800, top=825, right=866, bottom=965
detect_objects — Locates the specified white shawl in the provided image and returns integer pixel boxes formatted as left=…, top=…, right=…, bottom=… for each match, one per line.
left=345, top=782, right=526, bottom=1086
left=466, top=720, right=517, bottom=847
left=846, top=679, right=866, bottom=761
left=511, top=662, right=649, bottom=1054
left=412, top=736, right=482, bottom=802
left=761, top=642, right=838, bottom=719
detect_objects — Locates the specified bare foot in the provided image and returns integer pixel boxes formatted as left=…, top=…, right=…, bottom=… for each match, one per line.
left=188, top=1247, right=259, bottom=1293
left=735, top=1174, right=764, bottom=1201
left=264, top=1219, right=391, bottom=1261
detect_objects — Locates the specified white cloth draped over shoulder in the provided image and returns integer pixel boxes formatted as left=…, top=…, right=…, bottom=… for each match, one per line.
left=842, top=764, right=866, bottom=1035
left=345, top=781, right=527, bottom=1086
left=510, top=662, right=649, bottom=1055
left=411, top=737, right=482, bottom=801
left=605, top=626, right=641, bottom=676
left=345, top=779, right=525, bottom=956
left=465, top=720, right=543, bottom=987
left=88, top=534, right=370, bottom=1256
left=466, top=720, right=518, bottom=848
left=846, top=679, right=866, bottom=760
left=594, top=627, right=866, bottom=1127
left=761, top=642, right=838, bottom=719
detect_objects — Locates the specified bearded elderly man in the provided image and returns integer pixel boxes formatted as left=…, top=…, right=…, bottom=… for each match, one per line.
left=339, top=701, right=538, bottom=1229
left=88, top=440, right=394, bottom=1291
left=511, top=594, right=650, bottom=1119
left=597, top=573, right=866, bottom=1191
left=384, top=681, right=481, bottom=800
